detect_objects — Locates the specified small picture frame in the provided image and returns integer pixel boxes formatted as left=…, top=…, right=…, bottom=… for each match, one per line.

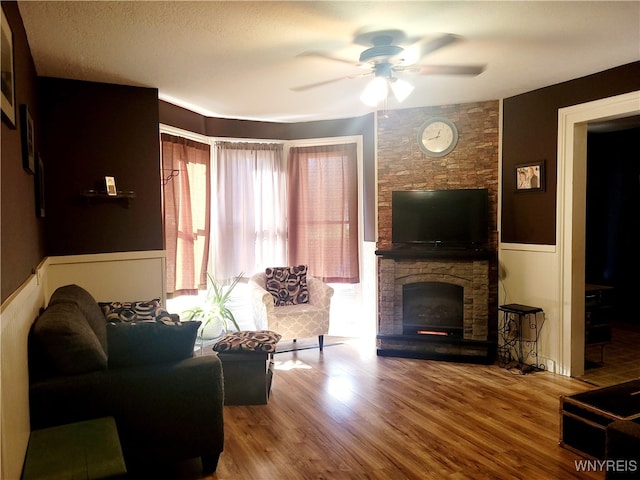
left=515, top=161, right=544, bottom=192
left=1, top=8, right=16, bottom=128
left=105, top=176, right=117, bottom=196
left=20, top=104, right=35, bottom=174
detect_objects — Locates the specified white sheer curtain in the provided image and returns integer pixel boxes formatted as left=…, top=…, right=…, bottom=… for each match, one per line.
left=213, top=142, right=287, bottom=281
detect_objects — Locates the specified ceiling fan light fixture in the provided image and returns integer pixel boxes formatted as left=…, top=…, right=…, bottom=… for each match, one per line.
left=390, top=77, right=414, bottom=103
left=360, top=76, right=389, bottom=107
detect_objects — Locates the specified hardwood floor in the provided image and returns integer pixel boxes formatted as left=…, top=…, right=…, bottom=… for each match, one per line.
left=166, top=337, right=604, bottom=479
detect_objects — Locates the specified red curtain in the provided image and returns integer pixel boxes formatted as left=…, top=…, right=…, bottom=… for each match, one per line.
left=161, top=134, right=211, bottom=297
left=287, top=143, right=359, bottom=283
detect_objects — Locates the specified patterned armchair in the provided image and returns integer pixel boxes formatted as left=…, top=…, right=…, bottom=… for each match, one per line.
left=248, top=266, right=334, bottom=350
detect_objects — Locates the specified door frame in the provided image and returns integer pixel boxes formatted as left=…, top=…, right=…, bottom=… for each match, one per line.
left=556, top=91, right=640, bottom=377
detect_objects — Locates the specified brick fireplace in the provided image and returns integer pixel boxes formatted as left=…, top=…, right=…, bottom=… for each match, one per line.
left=376, top=251, right=493, bottom=362
left=375, top=101, right=500, bottom=363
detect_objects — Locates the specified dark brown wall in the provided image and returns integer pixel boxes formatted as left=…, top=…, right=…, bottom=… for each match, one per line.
left=39, top=78, right=163, bottom=256
left=1, top=2, right=44, bottom=302
left=501, top=61, right=640, bottom=244
left=160, top=100, right=377, bottom=241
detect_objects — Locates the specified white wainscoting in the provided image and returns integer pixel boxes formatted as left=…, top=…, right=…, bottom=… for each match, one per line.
left=498, top=243, right=559, bottom=373
left=45, top=251, right=166, bottom=304
left=0, top=267, right=45, bottom=480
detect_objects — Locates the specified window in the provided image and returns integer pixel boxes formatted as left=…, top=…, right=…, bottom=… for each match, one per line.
left=213, top=141, right=286, bottom=281
left=288, top=143, right=359, bottom=283
left=161, top=133, right=211, bottom=296
left=160, top=129, right=361, bottom=287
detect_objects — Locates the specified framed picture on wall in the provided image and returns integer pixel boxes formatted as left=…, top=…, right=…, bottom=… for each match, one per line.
left=515, top=161, right=544, bottom=192
left=20, top=104, right=35, bottom=174
left=1, top=8, right=16, bottom=128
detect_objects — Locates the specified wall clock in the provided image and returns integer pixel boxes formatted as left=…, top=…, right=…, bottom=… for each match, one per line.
left=417, top=117, right=459, bottom=157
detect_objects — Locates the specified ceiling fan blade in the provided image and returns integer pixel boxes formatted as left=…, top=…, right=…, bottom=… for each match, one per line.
left=296, top=51, right=359, bottom=66
left=290, top=73, right=369, bottom=92
left=418, top=34, right=462, bottom=57
left=394, top=33, right=462, bottom=66
left=410, top=64, right=486, bottom=76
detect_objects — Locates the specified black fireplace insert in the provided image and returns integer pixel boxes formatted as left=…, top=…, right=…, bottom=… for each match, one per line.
left=402, top=282, right=464, bottom=337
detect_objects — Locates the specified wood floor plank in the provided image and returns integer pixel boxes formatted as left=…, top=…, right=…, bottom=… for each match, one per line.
left=175, top=338, right=607, bottom=479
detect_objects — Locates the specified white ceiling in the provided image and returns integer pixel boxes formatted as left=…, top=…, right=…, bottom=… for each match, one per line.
left=17, top=1, right=640, bottom=123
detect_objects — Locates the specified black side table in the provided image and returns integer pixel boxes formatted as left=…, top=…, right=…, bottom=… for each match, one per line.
left=498, top=303, right=544, bottom=373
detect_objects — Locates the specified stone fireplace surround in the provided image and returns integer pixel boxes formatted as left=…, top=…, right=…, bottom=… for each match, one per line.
left=373, top=102, right=500, bottom=363
left=376, top=250, right=495, bottom=363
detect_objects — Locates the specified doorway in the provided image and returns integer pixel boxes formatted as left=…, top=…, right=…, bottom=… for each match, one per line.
left=580, top=119, right=640, bottom=385
left=557, top=91, right=640, bottom=378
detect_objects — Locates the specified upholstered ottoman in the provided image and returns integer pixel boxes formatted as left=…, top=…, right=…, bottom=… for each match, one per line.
left=212, top=330, right=281, bottom=406
left=22, top=417, right=126, bottom=479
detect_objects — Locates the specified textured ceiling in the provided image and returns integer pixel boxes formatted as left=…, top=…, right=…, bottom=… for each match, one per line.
left=18, top=1, right=640, bottom=123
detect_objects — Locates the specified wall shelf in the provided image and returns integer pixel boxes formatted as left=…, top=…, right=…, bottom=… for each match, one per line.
left=81, top=190, right=135, bottom=207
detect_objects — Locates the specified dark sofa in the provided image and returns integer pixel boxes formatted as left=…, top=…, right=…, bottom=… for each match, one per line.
left=28, top=284, right=225, bottom=474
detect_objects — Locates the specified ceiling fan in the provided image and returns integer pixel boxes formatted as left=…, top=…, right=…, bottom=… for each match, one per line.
left=292, top=29, right=485, bottom=106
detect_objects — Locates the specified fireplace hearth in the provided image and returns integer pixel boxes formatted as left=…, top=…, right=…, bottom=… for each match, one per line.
left=376, top=248, right=496, bottom=363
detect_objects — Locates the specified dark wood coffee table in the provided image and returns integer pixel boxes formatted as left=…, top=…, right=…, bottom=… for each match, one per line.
left=560, top=379, right=640, bottom=459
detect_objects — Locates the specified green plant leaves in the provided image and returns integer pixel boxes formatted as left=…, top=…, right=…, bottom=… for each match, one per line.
left=182, top=272, right=244, bottom=333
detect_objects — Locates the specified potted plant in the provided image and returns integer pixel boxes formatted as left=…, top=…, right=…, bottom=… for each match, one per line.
left=183, top=272, right=243, bottom=339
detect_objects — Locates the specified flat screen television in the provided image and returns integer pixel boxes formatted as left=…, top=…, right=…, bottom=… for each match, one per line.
left=392, top=189, right=489, bottom=249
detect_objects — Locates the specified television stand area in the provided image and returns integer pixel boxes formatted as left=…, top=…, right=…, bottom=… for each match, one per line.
left=376, top=245, right=490, bottom=260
